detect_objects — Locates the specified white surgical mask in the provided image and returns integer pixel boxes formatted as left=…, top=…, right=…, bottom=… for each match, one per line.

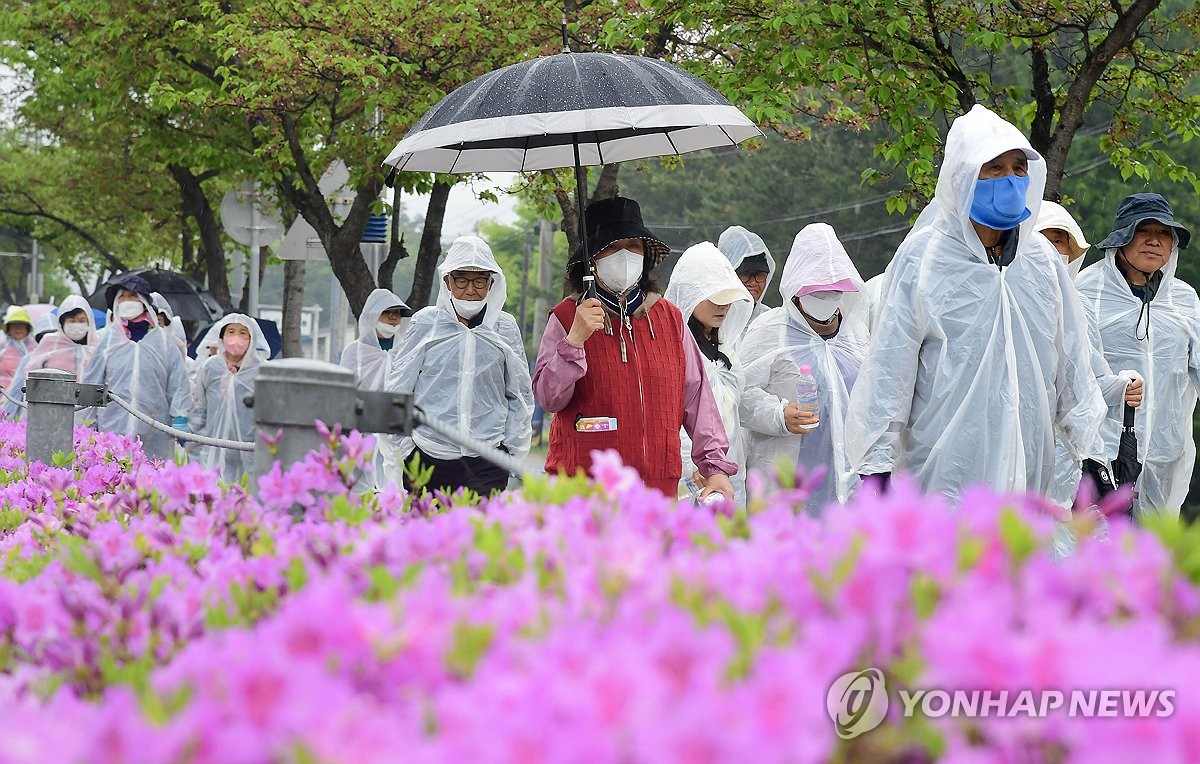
left=117, top=301, right=145, bottom=320
left=62, top=323, right=90, bottom=341
left=595, top=249, right=644, bottom=294
left=376, top=321, right=399, bottom=339
left=451, top=297, right=486, bottom=320
left=798, top=291, right=843, bottom=322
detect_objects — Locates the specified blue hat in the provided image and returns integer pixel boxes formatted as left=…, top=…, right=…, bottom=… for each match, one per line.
left=1095, top=193, right=1190, bottom=251
left=104, top=274, right=154, bottom=310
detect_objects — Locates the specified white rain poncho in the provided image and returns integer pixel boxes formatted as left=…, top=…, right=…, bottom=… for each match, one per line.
left=717, top=225, right=777, bottom=330
left=739, top=223, right=869, bottom=510
left=190, top=314, right=267, bottom=482
left=340, top=288, right=410, bottom=486
left=844, top=105, right=1108, bottom=499
left=4, top=296, right=99, bottom=419
left=384, top=236, right=534, bottom=482
left=150, top=292, right=189, bottom=359
left=1075, top=241, right=1200, bottom=517
left=83, top=294, right=191, bottom=462
left=863, top=273, right=885, bottom=331
left=664, top=242, right=754, bottom=504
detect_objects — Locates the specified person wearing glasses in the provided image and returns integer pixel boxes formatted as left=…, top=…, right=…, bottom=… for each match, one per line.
left=385, top=236, right=533, bottom=496
left=718, top=225, right=777, bottom=339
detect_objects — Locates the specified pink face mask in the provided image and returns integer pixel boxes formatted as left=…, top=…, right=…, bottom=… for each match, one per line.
left=222, top=335, right=250, bottom=357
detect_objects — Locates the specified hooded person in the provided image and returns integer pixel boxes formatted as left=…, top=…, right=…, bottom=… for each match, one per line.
left=664, top=242, right=754, bottom=504
left=533, top=196, right=738, bottom=501
left=1075, top=193, right=1196, bottom=518
left=340, top=288, right=411, bottom=487
left=83, top=274, right=191, bottom=462
left=384, top=236, right=533, bottom=495
left=1035, top=201, right=1143, bottom=511
left=844, top=105, right=1109, bottom=500
left=3, top=296, right=99, bottom=420
left=717, top=225, right=777, bottom=335
left=740, top=223, right=869, bottom=510
left=1035, top=201, right=1091, bottom=279
left=0, top=305, right=36, bottom=391
left=191, top=313, right=267, bottom=482
left=149, top=292, right=189, bottom=358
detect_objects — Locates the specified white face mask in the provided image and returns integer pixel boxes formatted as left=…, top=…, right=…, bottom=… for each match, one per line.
left=62, top=322, right=90, bottom=341
left=117, top=300, right=145, bottom=320
left=798, top=291, right=843, bottom=322
left=451, top=297, right=486, bottom=320
left=595, top=249, right=644, bottom=294
left=376, top=321, right=399, bottom=339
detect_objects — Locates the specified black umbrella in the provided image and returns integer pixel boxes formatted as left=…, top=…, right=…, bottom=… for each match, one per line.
left=187, top=317, right=282, bottom=360
left=383, top=35, right=761, bottom=295
left=1112, top=403, right=1142, bottom=501
left=88, top=268, right=224, bottom=323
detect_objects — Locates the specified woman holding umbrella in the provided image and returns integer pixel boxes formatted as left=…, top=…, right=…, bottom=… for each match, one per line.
left=533, top=197, right=737, bottom=501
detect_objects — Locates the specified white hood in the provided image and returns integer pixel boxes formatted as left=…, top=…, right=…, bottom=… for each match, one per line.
left=1035, top=200, right=1090, bottom=275
left=207, top=313, right=269, bottom=369
left=434, top=236, right=508, bottom=330
left=664, top=242, right=754, bottom=345
left=356, top=288, right=411, bottom=349
left=56, top=294, right=99, bottom=345
left=717, top=225, right=776, bottom=301
left=908, top=104, right=1047, bottom=265
left=779, top=223, right=867, bottom=338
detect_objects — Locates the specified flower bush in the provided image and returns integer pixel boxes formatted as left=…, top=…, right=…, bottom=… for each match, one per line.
left=1, top=420, right=1199, bottom=763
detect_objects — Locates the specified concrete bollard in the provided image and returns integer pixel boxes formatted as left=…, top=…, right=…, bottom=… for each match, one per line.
left=25, top=369, right=79, bottom=466
left=249, top=359, right=359, bottom=478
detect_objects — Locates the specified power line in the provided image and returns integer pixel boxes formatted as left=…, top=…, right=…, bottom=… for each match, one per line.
left=647, top=192, right=893, bottom=230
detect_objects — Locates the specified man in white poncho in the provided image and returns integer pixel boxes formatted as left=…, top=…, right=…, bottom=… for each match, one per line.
left=845, top=105, right=1109, bottom=499
left=664, top=242, right=754, bottom=504
left=385, top=236, right=533, bottom=495
left=1076, top=193, right=1196, bottom=518
left=340, top=288, right=411, bottom=487
left=740, top=223, right=869, bottom=510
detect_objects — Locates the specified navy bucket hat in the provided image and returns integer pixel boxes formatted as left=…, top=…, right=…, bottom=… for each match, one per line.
left=104, top=274, right=154, bottom=310
left=1095, top=193, right=1191, bottom=251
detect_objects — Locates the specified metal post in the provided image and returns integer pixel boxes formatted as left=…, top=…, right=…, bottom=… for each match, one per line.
left=518, top=227, right=533, bottom=334
left=250, top=359, right=359, bottom=478
left=25, top=369, right=78, bottom=465
left=249, top=183, right=261, bottom=318
left=29, top=240, right=41, bottom=303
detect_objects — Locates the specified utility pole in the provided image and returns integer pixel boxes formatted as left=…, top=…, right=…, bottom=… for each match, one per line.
left=518, top=226, right=533, bottom=335
left=531, top=218, right=556, bottom=350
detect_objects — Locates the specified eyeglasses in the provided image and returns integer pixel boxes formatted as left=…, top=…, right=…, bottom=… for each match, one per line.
left=449, top=273, right=492, bottom=290
left=738, top=272, right=769, bottom=285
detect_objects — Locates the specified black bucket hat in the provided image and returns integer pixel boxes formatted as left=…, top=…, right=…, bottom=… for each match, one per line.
left=577, top=197, right=671, bottom=267
left=1095, top=193, right=1191, bottom=251
left=104, top=273, right=154, bottom=310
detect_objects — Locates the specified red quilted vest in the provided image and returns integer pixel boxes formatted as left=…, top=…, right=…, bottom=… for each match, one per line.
left=546, top=297, right=686, bottom=496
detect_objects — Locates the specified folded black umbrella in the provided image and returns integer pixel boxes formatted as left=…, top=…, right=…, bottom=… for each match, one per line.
left=1112, top=403, right=1142, bottom=494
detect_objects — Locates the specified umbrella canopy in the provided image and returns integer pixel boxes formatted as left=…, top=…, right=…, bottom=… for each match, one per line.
left=383, top=52, right=761, bottom=173
left=187, top=317, right=281, bottom=360
left=88, top=268, right=224, bottom=323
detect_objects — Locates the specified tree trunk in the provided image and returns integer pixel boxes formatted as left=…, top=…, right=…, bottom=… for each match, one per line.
left=405, top=180, right=451, bottom=310
left=549, top=162, right=621, bottom=259
left=281, top=258, right=307, bottom=357
left=168, top=164, right=233, bottom=310
left=1042, top=0, right=1161, bottom=200
left=379, top=233, right=408, bottom=294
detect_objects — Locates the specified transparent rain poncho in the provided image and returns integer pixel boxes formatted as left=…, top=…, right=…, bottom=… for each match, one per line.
left=339, top=287, right=410, bottom=487
left=664, top=241, right=754, bottom=504
left=739, top=223, right=869, bottom=509
left=82, top=294, right=191, bottom=462
left=717, top=225, right=777, bottom=331
left=190, top=314, right=268, bottom=482
left=844, top=105, right=1108, bottom=499
left=4, top=295, right=99, bottom=420
left=1075, top=240, right=1200, bottom=517
left=384, top=236, right=533, bottom=483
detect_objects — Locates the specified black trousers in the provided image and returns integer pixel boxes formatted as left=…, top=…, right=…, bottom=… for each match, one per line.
left=404, top=447, right=510, bottom=496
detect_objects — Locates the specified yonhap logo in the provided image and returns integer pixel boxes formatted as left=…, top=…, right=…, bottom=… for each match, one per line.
left=827, top=668, right=889, bottom=739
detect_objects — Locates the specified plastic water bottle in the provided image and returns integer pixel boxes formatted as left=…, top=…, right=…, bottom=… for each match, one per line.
left=796, top=364, right=820, bottom=431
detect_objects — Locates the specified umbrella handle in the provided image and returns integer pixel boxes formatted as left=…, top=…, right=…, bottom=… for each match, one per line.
left=1123, top=403, right=1135, bottom=430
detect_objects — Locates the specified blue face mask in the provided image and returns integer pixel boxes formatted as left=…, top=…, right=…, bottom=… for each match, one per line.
left=970, top=175, right=1032, bottom=230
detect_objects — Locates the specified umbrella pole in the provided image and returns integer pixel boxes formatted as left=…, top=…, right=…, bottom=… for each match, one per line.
left=573, top=141, right=595, bottom=300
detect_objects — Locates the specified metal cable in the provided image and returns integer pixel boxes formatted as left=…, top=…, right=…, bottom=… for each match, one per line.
left=105, top=391, right=254, bottom=451
left=412, top=409, right=531, bottom=478
left=0, top=386, right=27, bottom=410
